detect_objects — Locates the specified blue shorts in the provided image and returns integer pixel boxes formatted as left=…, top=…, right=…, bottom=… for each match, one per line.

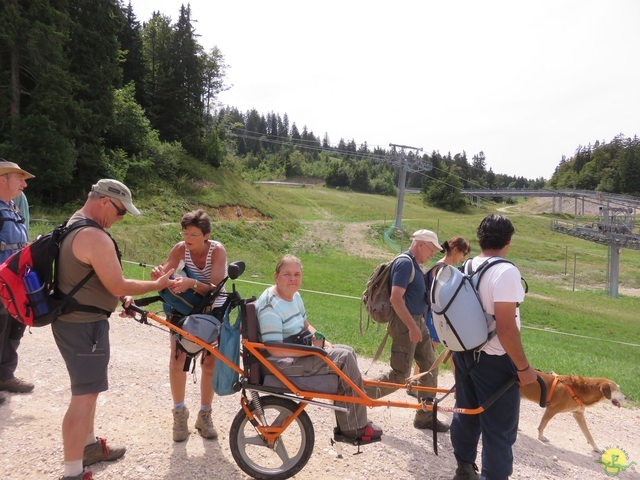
left=52, top=320, right=110, bottom=395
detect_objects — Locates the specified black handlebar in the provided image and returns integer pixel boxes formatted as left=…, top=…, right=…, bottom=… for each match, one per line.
left=123, top=302, right=147, bottom=323
left=536, top=374, right=547, bottom=408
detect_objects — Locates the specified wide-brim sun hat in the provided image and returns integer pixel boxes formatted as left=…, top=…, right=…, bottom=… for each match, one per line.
left=0, top=160, right=35, bottom=179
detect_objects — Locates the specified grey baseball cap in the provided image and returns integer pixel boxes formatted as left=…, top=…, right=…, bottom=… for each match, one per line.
left=91, top=179, right=141, bottom=216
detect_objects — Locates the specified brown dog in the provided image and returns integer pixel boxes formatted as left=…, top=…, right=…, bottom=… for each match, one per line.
left=520, top=370, right=625, bottom=452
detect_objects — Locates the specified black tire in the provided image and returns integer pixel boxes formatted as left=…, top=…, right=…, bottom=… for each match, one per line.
left=229, top=395, right=315, bottom=480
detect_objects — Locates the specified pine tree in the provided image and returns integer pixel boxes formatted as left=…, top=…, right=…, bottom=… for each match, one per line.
left=118, top=1, right=146, bottom=103
left=1, top=1, right=79, bottom=201
left=278, top=113, right=289, bottom=138
left=65, top=0, right=122, bottom=191
left=322, top=132, right=330, bottom=150
left=291, top=123, right=301, bottom=145
left=202, top=46, right=226, bottom=118
left=618, top=138, right=640, bottom=195
left=168, top=4, right=205, bottom=154
left=141, top=12, right=175, bottom=137
left=245, top=109, right=266, bottom=154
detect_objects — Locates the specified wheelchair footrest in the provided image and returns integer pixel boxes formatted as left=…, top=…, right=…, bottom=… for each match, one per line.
left=332, top=427, right=382, bottom=447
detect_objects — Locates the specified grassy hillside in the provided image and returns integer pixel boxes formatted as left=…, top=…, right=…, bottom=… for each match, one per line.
left=27, top=166, right=640, bottom=403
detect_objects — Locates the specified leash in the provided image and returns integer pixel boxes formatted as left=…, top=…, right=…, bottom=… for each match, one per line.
left=428, top=366, right=547, bottom=456
left=430, top=376, right=519, bottom=456
left=406, top=347, right=451, bottom=384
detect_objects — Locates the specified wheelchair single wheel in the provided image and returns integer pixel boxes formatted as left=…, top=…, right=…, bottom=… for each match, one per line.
left=229, top=395, right=315, bottom=480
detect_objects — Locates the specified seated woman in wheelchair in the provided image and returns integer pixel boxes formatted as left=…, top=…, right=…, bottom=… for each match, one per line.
left=256, top=254, right=383, bottom=443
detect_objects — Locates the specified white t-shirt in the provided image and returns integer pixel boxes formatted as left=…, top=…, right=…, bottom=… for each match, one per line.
left=471, top=256, right=525, bottom=355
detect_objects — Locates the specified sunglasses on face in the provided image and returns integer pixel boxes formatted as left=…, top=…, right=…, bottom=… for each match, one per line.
left=108, top=198, right=127, bottom=217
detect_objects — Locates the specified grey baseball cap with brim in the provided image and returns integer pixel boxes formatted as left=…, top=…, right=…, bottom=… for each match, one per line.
left=91, top=179, right=141, bottom=216
left=0, top=159, right=35, bottom=179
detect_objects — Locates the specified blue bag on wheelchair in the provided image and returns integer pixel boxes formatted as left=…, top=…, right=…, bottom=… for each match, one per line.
left=158, top=266, right=203, bottom=316
left=212, top=303, right=242, bottom=396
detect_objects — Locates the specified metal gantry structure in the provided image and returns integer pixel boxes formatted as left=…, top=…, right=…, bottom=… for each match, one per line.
left=388, top=143, right=431, bottom=229
left=462, top=188, right=640, bottom=298
left=551, top=197, right=640, bottom=298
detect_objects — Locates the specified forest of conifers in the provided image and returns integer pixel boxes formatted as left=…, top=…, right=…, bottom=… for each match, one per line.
left=2, top=1, right=638, bottom=208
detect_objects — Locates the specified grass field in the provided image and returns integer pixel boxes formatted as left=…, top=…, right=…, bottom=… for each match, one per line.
left=31, top=173, right=640, bottom=403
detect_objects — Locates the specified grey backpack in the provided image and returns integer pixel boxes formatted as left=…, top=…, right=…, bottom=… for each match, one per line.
left=430, top=257, right=515, bottom=352
left=174, top=313, right=222, bottom=356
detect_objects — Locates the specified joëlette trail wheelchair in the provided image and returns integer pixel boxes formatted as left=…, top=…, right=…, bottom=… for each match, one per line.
left=127, top=261, right=545, bottom=480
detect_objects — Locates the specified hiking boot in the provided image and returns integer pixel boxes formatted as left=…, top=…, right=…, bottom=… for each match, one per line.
left=83, top=437, right=126, bottom=466
left=414, top=409, right=450, bottom=432
left=195, top=408, right=218, bottom=439
left=59, top=470, right=94, bottom=480
left=172, top=405, right=190, bottom=442
left=0, top=377, right=34, bottom=393
left=452, top=461, right=479, bottom=480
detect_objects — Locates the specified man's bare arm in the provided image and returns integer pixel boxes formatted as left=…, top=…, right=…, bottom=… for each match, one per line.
left=494, top=302, right=537, bottom=385
left=390, top=285, right=422, bottom=343
left=73, top=227, right=174, bottom=296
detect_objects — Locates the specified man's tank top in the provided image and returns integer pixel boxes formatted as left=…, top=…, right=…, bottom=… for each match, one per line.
left=57, top=213, right=118, bottom=323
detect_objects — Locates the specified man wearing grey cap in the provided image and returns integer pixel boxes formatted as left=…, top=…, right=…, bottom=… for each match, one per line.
left=365, top=229, right=449, bottom=432
left=52, top=179, right=175, bottom=480
left=0, top=159, right=35, bottom=405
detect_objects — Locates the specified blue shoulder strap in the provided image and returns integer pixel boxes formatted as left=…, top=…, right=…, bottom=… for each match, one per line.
left=393, top=253, right=415, bottom=283
left=0, top=202, right=27, bottom=252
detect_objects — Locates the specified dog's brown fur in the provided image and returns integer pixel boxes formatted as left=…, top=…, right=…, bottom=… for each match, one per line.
left=520, top=370, right=625, bottom=452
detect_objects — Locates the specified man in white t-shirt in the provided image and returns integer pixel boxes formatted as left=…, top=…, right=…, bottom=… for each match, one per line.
left=450, top=214, right=537, bottom=480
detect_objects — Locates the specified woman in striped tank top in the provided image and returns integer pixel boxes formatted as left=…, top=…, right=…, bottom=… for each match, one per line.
left=150, top=209, right=227, bottom=442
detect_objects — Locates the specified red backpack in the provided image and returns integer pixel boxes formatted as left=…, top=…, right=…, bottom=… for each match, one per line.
left=0, top=218, right=111, bottom=327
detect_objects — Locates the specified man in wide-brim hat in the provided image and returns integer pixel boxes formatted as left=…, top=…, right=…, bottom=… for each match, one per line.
left=0, top=161, right=35, bottom=179
left=0, top=159, right=35, bottom=404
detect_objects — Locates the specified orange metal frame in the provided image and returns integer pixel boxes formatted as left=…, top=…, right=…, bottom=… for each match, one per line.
left=136, top=309, right=488, bottom=428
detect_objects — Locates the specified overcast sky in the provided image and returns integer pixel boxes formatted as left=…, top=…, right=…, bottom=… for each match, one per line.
left=129, top=0, right=640, bottom=180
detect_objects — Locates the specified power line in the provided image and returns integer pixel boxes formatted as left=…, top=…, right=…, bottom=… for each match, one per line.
left=230, top=128, right=498, bottom=207
left=230, top=127, right=509, bottom=195
left=119, top=267, right=640, bottom=349
left=232, top=279, right=640, bottom=348
left=231, top=126, right=630, bottom=214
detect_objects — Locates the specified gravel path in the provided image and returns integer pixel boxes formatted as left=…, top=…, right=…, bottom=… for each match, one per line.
left=1, top=314, right=638, bottom=480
